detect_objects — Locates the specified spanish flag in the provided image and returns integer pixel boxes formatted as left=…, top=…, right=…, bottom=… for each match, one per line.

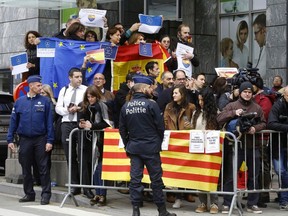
left=102, top=129, right=224, bottom=191
left=112, top=43, right=170, bottom=90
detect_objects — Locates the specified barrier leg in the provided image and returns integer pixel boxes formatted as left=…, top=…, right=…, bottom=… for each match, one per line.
left=60, top=193, right=79, bottom=208
left=229, top=194, right=242, bottom=216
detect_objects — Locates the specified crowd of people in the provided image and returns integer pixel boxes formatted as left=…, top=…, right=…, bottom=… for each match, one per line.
left=6, top=13, right=288, bottom=216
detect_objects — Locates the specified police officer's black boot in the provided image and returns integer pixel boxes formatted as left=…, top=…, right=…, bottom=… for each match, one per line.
left=132, top=205, right=140, bottom=216
left=158, top=204, right=177, bottom=216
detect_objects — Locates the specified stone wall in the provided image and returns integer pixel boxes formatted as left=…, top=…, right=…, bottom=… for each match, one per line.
left=182, top=0, right=218, bottom=83
left=266, top=0, right=287, bottom=86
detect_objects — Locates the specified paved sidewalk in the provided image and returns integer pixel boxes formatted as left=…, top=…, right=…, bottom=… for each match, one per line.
left=0, top=176, right=287, bottom=215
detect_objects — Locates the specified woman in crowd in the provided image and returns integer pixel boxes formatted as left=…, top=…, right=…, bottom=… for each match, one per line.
left=159, top=34, right=171, bottom=52
left=164, top=84, right=196, bottom=209
left=220, top=37, right=239, bottom=68
left=103, top=27, right=121, bottom=90
left=233, top=20, right=249, bottom=68
left=22, top=30, right=42, bottom=81
left=188, top=87, right=219, bottom=214
left=159, top=34, right=177, bottom=72
left=84, top=17, right=108, bottom=42
left=41, top=84, right=57, bottom=106
left=127, top=32, right=145, bottom=45
left=212, top=77, right=231, bottom=111
left=78, top=86, right=111, bottom=205
left=65, top=22, right=86, bottom=41
left=85, top=30, right=98, bottom=42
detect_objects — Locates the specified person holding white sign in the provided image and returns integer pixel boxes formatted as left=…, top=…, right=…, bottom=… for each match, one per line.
left=164, top=84, right=196, bottom=208
left=18, top=31, right=42, bottom=82
left=168, top=24, right=199, bottom=73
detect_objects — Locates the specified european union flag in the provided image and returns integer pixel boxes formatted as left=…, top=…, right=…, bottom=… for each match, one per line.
left=40, top=38, right=108, bottom=97
left=11, top=53, right=27, bottom=66
left=11, top=52, right=28, bottom=75
left=101, top=44, right=118, bottom=60
left=139, top=43, right=153, bottom=57
left=138, top=14, right=163, bottom=34
left=38, top=39, right=56, bottom=49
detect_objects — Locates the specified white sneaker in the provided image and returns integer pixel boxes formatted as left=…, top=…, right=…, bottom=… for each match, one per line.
left=172, top=199, right=182, bottom=209
left=247, top=205, right=262, bottom=214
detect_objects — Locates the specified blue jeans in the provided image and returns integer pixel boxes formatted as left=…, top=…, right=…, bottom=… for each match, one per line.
left=273, top=148, right=288, bottom=205
left=93, top=161, right=107, bottom=196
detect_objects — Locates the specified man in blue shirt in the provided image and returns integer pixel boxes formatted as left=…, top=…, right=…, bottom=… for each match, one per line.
left=7, top=75, right=54, bottom=205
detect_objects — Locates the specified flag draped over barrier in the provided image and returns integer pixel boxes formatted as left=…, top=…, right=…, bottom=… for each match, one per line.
left=102, top=129, right=224, bottom=191
left=40, top=38, right=169, bottom=97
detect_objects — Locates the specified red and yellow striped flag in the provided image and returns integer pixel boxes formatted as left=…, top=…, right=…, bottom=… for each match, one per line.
left=102, top=129, right=224, bottom=191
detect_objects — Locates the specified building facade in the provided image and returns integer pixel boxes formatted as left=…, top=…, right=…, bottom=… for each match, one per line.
left=0, top=0, right=286, bottom=92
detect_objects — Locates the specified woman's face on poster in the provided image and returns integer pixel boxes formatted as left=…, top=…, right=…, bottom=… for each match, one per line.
left=239, top=28, right=248, bottom=44
left=226, top=42, right=233, bottom=58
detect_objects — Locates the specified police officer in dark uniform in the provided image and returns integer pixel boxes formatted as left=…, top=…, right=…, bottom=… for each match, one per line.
left=7, top=75, right=54, bottom=205
left=119, top=75, right=176, bottom=216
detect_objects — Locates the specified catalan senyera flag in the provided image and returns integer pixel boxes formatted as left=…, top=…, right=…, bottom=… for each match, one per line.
left=112, top=43, right=170, bottom=90
left=102, top=129, right=224, bottom=191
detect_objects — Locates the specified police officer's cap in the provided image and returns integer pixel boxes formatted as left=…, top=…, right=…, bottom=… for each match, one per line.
left=133, top=75, right=154, bottom=85
left=27, top=75, right=42, bottom=84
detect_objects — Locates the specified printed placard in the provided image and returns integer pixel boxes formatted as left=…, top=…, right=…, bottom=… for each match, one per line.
left=205, top=130, right=220, bottom=153
left=189, top=130, right=205, bottom=153
left=37, top=39, right=56, bottom=57
left=161, top=130, right=171, bottom=151
left=10, top=53, right=28, bottom=75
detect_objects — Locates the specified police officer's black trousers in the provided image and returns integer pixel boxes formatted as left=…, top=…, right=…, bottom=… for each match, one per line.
left=129, top=153, right=165, bottom=207
left=18, top=135, right=51, bottom=199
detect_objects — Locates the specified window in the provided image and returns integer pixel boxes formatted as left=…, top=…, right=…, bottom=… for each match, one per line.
left=219, top=0, right=267, bottom=77
left=146, top=0, right=181, bottom=20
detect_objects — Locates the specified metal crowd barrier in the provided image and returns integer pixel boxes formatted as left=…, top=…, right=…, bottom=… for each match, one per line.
left=238, top=130, right=288, bottom=195
left=60, top=129, right=288, bottom=215
left=60, top=128, right=242, bottom=215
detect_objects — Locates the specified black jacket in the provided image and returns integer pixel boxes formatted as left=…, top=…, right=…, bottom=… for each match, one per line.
left=77, top=102, right=110, bottom=161
left=114, top=82, right=130, bottom=128
left=268, top=97, right=288, bottom=159
left=119, top=92, right=165, bottom=155
left=167, top=36, right=200, bottom=72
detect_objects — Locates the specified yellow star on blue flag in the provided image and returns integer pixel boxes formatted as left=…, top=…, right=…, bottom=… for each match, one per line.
left=58, top=42, right=63, bottom=47
left=80, top=44, right=85, bottom=50
left=53, top=82, right=58, bottom=89
left=87, top=67, right=93, bottom=73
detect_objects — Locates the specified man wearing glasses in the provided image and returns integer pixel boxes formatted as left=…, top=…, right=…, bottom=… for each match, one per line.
left=253, top=14, right=266, bottom=79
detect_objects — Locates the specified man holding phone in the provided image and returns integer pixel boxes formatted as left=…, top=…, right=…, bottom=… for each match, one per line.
left=55, top=67, right=87, bottom=196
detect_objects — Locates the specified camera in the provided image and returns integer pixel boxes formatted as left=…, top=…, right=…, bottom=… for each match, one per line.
left=238, top=112, right=258, bottom=133
left=227, top=64, right=260, bottom=90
